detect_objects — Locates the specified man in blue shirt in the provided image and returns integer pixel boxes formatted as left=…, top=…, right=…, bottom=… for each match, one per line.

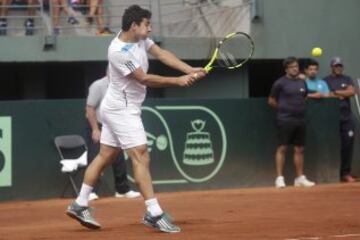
left=324, top=57, right=356, bottom=183
left=268, top=57, right=315, bottom=188
left=304, top=59, right=330, bottom=98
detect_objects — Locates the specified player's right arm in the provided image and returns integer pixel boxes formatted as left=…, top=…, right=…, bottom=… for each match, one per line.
left=130, top=67, right=202, bottom=88
left=110, top=51, right=205, bottom=88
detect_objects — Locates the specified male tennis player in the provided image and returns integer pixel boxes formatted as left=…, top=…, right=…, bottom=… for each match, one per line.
left=66, top=4, right=206, bottom=233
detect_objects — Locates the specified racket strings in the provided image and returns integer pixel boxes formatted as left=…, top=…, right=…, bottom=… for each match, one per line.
left=215, top=33, right=254, bottom=69
left=218, top=50, right=239, bottom=67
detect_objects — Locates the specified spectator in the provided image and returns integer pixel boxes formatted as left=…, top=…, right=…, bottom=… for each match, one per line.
left=86, top=70, right=141, bottom=200
left=304, top=59, right=330, bottom=98
left=24, top=0, right=37, bottom=35
left=87, top=0, right=113, bottom=35
left=324, top=57, right=357, bottom=183
left=268, top=56, right=315, bottom=188
left=0, top=0, right=11, bottom=36
left=52, top=0, right=79, bottom=34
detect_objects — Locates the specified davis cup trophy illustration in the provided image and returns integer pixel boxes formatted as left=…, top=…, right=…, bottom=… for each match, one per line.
left=183, top=119, right=215, bottom=166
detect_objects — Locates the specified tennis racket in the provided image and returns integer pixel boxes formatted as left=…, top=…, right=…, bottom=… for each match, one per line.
left=204, top=32, right=255, bottom=73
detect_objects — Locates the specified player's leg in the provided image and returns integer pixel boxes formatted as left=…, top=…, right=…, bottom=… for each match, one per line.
left=66, top=144, right=119, bottom=229
left=126, top=145, right=154, bottom=200
left=126, top=145, right=180, bottom=233
left=80, top=144, right=120, bottom=203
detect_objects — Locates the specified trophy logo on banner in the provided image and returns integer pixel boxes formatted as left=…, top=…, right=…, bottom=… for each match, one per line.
left=183, top=119, right=214, bottom=166
left=125, top=105, right=227, bottom=184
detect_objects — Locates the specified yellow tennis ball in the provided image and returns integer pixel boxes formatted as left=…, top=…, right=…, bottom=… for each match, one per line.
left=311, top=47, right=323, bottom=57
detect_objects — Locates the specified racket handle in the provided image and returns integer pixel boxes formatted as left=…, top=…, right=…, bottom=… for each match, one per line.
left=204, top=65, right=212, bottom=73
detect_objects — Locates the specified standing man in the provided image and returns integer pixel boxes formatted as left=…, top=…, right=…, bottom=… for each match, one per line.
left=268, top=56, right=315, bottom=189
left=66, top=5, right=206, bottom=233
left=304, top=59, right=330, bottom=98
left=0, top=0, right=11, bottom=36
left=85, top=72, right=140, bottom=200
left=324, top=57, right=356, bottom=183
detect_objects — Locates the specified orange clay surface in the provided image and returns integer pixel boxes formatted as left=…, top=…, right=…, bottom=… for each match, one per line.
left=0, top=183, right=359, bottom=240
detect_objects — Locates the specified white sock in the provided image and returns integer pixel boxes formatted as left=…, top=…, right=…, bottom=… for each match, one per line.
left=145, top=198, right=163, bottom=217
left=75, top=183, right=93, bottom=207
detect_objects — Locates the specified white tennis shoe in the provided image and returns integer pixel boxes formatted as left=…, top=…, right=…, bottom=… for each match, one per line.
left=275, top=176, right=286, bottom=188
left=115, top=190, right=141, bottom=199
left=294, top=175, right=315, bottom=187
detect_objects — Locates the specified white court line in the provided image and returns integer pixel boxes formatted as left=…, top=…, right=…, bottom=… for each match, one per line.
left=330, top=233, right=360, bottom=238
left=285, top=233, right=360, bottom=240
left=284, top=238, right=321, bottom=240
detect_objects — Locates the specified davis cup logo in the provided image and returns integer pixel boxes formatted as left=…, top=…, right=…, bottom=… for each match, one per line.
left=126, top=105, right=227, bottom=184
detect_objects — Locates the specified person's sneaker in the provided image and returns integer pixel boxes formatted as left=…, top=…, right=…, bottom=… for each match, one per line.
left=96, top=27, right=115, bottom=36
left=89, top=192, right=99, bottom=201
left=275, top=176, right=286, bottom=188
left=115, top=190, right=141, bottom=199
left=341, top=175, right=356, bottom=183
left=24, top=18, right=34, bottom=36
left=66, top=201, right=101, bottom=229
left=142, top=212, right=181, bottom=233
left=86, top=16, right=94, bottom=25
left=68, top=16, right=79, bottom=25
left=294, top=175, right=315, bottom=187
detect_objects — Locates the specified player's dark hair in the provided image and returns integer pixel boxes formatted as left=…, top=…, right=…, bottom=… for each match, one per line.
left=122, top=5, right=152, bottom=31
left=305, top=58, right=319, bottom=69
left=283, top=56, right=298, bottom=69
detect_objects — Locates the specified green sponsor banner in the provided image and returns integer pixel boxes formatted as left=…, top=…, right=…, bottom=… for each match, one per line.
left=0, top=116, right=12, bottom=187
left=0, top=99, right=349, bottom=201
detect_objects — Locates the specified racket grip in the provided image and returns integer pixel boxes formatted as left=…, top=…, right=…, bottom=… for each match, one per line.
left=204, top=65, right=212, bottom=73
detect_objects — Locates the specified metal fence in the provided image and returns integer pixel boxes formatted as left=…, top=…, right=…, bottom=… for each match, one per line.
left=0, top=0, right=253, bottom=37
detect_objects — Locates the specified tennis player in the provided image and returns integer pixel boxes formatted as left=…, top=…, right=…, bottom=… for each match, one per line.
left=66, top=4, right=205, bottom=233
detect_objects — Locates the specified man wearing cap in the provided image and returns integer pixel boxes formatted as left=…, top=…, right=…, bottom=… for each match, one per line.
left=324, top=57, right=356, bottom=183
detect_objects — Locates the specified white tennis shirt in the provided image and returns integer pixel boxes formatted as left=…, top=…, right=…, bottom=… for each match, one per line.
left=102, top=33, right=154, bottom=110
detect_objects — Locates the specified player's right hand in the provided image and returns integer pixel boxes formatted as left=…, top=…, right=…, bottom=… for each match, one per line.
left=177, top=72, right=206, bottom=87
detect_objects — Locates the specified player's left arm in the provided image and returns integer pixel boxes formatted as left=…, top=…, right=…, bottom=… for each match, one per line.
left=148, top=44, right=205, bottom=74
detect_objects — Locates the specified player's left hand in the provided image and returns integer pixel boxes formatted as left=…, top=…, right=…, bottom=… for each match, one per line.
left=190, top=67, right=207, bottom=75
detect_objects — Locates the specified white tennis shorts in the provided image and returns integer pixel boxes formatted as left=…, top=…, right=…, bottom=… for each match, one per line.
left=100, top=106, right=147, bottom=149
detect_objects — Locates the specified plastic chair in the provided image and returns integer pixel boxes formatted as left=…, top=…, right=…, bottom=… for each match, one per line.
left=54, top=135, right=88, bottom=197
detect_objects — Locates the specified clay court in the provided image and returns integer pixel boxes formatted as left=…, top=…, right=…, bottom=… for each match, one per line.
left=0, top=183, right=359, bottom=240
